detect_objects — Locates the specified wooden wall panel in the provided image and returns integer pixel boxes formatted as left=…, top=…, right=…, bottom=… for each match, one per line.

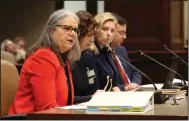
left=128, top=50, right=188, bottom=84
left=105, top=0, right=172, bottom=51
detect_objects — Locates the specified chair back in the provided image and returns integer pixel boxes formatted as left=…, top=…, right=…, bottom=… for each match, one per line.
left=1, top=60, right=19, bottom=117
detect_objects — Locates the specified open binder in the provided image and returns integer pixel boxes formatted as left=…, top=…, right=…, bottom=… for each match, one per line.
left=86, top=91, right=154, bottom=113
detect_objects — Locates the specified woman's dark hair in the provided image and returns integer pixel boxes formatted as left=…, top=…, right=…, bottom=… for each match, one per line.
left=112, top=13, right=127, bottom=26
left=76, top=11, right=97, bottom=39
left=13, top=36, right=25, bottom=43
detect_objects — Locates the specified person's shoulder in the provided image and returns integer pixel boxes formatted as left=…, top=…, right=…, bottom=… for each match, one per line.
left=118, top=45, right=127, bottom=51
left=84, top=50, right=96, bottom=57
left=23, top=48, right=62, bottom=74
left=82, top=50, right=97, bottom=62
left=26, top=48, right=61, bottom=69
left=29, top=48, right=60, bottom=65
left=33, top=48, right=57, bottom=58
left=119, top=45, right=128, bottom=52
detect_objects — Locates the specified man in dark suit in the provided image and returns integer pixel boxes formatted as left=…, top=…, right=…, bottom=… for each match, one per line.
left=111, top=14, right=142, bottom=91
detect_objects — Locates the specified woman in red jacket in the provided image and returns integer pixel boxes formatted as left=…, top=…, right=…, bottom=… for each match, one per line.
left=9, top=9, right=81, bottom=114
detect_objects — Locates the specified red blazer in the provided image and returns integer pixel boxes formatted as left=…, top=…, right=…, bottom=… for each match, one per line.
left=9, top=48, right=74, bottom=114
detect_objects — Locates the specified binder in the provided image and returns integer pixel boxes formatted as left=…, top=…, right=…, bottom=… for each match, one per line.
left=86, top=91, right=154, bottom=113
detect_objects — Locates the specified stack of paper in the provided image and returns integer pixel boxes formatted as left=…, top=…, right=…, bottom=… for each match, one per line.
left=55, top=105, right=87, bottom=110
left=86, top=91, right=154, bottom=113
left=173, top=78, right=188, bottom=85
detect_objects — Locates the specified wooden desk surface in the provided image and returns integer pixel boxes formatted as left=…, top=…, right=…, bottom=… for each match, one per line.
left=27, top=98, right=188, bottom=120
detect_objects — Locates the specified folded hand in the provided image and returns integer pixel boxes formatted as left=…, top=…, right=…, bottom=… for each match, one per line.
left=125, top=83, right=139, bottom=91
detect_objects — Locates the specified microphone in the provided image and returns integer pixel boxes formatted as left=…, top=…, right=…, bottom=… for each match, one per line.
left=138, top=50, right=186, bottom=85
left=163, top=45, right=188, bottom=66
left=103, top=46, right=166, bottom=104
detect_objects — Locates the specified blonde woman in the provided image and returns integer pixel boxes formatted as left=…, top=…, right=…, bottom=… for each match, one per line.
left=90, top=12, right=121, bottom=92
left=1, top=39, right=26, bottom=64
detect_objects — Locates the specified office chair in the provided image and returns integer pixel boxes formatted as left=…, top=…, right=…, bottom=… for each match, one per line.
left=1, top=60, right=19, bottom=117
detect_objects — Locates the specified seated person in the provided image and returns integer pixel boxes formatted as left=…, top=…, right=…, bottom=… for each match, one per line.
left=13, top=36, right=27, bottom=51
left=9, top=9, right=81, bottom=114
left=72, top=11, right=103, bottom=104
left=14, top=36, right=27, bottom=64
left=90, top=12, right=121, bottom=92
left=111, top=13, right=141, bottom=91
left=1, top=39, right=26, bottom=64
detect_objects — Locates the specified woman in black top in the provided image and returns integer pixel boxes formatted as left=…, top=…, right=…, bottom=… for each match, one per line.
left=72, top=11, right=101, bottom=104
left=90, top=12, right=121, bottom=92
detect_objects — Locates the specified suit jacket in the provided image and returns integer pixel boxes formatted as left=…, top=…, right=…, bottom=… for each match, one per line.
left=9, top=48, right=74, bottom=114
left=72, top=51, right=99, bottom=104
left=115, top=45, right=142, bottom=85
left=93, top=42, right=119, bottom=90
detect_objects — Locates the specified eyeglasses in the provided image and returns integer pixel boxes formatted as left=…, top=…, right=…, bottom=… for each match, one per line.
left=118, top=31, right=127, bottom=36
left=56, top=25, right=80, bottom=36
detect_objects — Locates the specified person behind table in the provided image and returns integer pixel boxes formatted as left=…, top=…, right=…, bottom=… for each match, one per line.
left=9, top=9, right=81, bottom=114
left=72, top=11, right=104, bottom=104
left=89, top=12, right=121, bottom=92
left=111, top=13, right=141, bottom=91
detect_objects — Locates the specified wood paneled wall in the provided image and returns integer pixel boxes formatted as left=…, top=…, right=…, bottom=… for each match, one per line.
left=105, top=0, right=186, bottom=51
left=128, top=50, right=188, bottom=84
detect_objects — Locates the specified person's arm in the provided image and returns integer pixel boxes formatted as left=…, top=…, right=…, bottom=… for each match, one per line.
left=112, top=86, right=121, bottom=91
left=124, top=83, right=139, bottom=91
left=130, top=69, right=142, bottom=85
left=121, top=46, right=142, bottom=85
left=74, top=89, right=105, bottom=104
left=29, top=49, right=60, bottom=111
left=74, top=96, right=92, bottom=104
left=118, top=84, right=125, bottom=91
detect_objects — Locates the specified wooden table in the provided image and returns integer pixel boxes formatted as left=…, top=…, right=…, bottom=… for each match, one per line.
left=27, top=98, right=188, bottom=120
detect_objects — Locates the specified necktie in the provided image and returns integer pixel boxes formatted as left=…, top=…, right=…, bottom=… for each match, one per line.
left=113, top=54, right=130, bottom=85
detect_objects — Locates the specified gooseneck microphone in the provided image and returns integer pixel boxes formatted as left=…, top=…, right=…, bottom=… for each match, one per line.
left=138, top=50, right=187, bottom=86
left=163, top=45, right=188, bottom=66
left=104, top=46, right=157, bottom=90
left=103, top=46, right=166, bottom=104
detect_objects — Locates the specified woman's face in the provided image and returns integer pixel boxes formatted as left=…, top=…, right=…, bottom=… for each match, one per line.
left=51, top=16, right=79, bottom=53
left=5, top=40, right=17, bottom=54
left=79, top=30, right=94, bottom=51
left=16, top=40, right=26, bottom=50
left=95, top=20, right=115, bottom=47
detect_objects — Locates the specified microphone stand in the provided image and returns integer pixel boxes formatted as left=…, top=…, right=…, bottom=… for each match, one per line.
left=105, top=46, right=166, bottom=104
left=163, top=45, right=188, bottom=66
left=138, top=50, right=188, bottom=97
left=163, top=45, right=188, bottom=96
left=138, top=50, right=186, bottom=85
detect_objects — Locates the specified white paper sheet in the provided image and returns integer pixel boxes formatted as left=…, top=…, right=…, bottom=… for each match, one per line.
left=56, top=105, right=87, bottom=110
left=138, top=78, right=188, bottom=90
